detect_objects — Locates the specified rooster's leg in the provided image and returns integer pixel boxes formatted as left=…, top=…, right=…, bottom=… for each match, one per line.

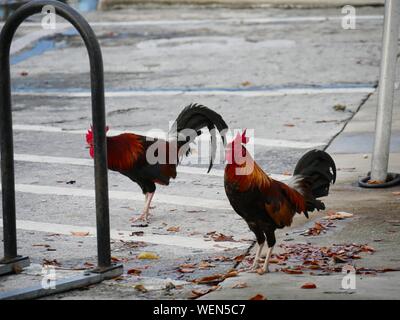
left=251, top=242, right=265, bottom=270
left=261, top=246, right=274, bottom=273
left=131, top=192, right=155, bottom=222
left=142, top=192, right=154, bottom=220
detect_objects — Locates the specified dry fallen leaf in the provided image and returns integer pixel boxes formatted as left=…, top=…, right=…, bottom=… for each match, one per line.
left=233, top=255, right=246, bottom=262
left=361, top=245, right=375, bottom=252
left=324, top=211, right=354, bottom=220
left=42, top=259, right=61, bottom=267
left=301, top=282, right=317, bottom=289
left=32, top=243, right=51, bottom=248
left=71, top=231, right=89, bottom=237
left=333, top=255, right=348, bottom=263
left=249, top=294, right=266, bottom=300
left=137, top=252, right=159, bottom=260
left=130, top=231, right=144, bottom=236
left=367, top=179, right=385, bottom=185
left=189, top=286, right=220, bottom=299
left=134, top=284, right=147, bottom=293
left=84, top=262, right=95, bottom=268
left=180, top=263, right=196, bottom=269
left=333, top=104, right=346, bottom=112
left=198, top=261, right=215, bottom=269
left=193, top=274, right=224, bottom=285
left=232, top=282, right=248, bottom=289
left=284, top=123, right=295, bottom=127
left=178, top=267, right=196, bottom=273
left=167, top=226, right=180, bottom=232
left=213, top=255, right=231, bottom=262
left=241, top=81, right=252, bottom=86
left=127, top=268, right=142, bottom=276
left=224, top=270, right=239, bottom=279
left=269, top=258, right=280, bottom=264
left=281, top=268, right=303, bottom=275
left=211, top=232, right=237, bottom=242
left=12, top=264, right=23, bottom=274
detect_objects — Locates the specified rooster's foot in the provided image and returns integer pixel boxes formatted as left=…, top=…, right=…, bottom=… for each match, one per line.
left=130, top=213, right=150, bottom=223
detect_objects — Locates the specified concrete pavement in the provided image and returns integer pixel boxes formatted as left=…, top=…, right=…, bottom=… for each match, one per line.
left=1, top=3, right=399, bottom=300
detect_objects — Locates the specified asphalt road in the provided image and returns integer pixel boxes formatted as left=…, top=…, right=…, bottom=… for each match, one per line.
left=0, top=4, right=385, bottom=299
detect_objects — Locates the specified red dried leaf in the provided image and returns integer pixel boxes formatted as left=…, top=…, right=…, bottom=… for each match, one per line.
left=249, top=294, right=266, bottom=300
left=189, top=286, right=220, bottom=299
left=180, top=263, right=196, bottom=269
left=198, top=261, right=215, bottom=269
left=301, top=282, right=317, bottom=289
left=224, top=270, right=239, bottom=279
left=71, top=231, right=89, bottom=237
left=193, top=274, right=224, bottom=285
left=211, top=233, right=236, bottom=242
left=233, top=255, right=246, bottom=262
left=167, top=226, right=180, bottom=232
left=179, top=268, right=195, bottom=273
left=127, top=268, right=142, bottom=276
left=281, top=268, right=303, bottom=275
left=232, top=282, right=248, bottom=289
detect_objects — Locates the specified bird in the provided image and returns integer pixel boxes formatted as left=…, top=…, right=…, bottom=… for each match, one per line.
left=224, top=130, right=336, bottom=273
left=86, top=103, right=228, bottom=223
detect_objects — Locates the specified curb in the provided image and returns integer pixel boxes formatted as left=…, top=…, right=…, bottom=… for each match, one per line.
left=99, top=0, right=384, bottom=10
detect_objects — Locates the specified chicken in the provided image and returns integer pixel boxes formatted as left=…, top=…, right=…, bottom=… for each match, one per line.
left=224, top=130, right=336, bottom=273
left=86, top=104, right=227, bottom=223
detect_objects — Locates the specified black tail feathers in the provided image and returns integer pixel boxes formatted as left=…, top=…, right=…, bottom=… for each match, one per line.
left=293, top=149, right=336, bottom=214
left=171, top=103, right=228, bottom=173
left=294, top=149, right=336, bottom=198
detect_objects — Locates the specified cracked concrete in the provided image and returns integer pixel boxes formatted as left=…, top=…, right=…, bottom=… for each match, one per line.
left=1, top=3, right=398, bottom=300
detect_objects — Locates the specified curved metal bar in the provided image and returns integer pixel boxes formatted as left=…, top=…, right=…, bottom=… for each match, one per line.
left=0, top=0, right=111, bottom=269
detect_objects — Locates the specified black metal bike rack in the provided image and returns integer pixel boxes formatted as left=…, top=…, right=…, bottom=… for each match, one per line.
left=0, top=0, right=122, bottom=299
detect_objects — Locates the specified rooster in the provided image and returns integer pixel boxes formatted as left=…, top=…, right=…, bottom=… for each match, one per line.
left=86, top=104, right=227, bottom=223
left=224, top=130, right=336, bottom=273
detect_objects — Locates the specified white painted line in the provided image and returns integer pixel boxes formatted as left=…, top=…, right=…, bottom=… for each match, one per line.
left=0, top=219, right=248, bottom=251
left=13, top=124, right=326, bottom=149
left=15, top=153, right=92, bottom=166
left=13, top=86, right=375, bottom=98
left=13, top=153, right=291, bottom=181
left=253, top=137, right=323, bottom=149
left=0, top=15, right=383, bottom=29
left=0, top=183, right=231, bottom=210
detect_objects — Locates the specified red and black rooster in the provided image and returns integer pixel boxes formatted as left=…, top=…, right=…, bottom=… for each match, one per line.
left=224, top=130, right=336, bottom=273
left=86, top=104, right=227, bottom=223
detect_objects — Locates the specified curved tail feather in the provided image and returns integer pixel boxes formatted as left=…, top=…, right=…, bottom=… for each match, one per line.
left=170, top=103, right=228, bottom=173
left=294, top=149, right=336, bottom=198
left=290, top=149, right=336, bottom=216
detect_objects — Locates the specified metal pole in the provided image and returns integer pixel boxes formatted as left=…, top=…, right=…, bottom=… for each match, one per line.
left=0, top=42, right=17, bottom=261
left=0, top=0, right=113, bottom=271
left=371, top=0, right=400, bottom=182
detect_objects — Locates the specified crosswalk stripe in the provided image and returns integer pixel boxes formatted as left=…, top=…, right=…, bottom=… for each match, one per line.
left=12, top=86, right=374, bottom=98
left=0, top=183, right=231, bottom=210
left=0, top=15, right=383, bottom=29
left=13, top=124, right=325, bottom=149
left=13, top=153, right=291, bottom=181
left=0, top=219, right=248, bottom=251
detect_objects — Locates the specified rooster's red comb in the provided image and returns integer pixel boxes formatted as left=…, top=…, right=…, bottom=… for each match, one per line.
left=86, top=125, right=109, bottom=145
left=233, top=129, right=249, bottom=145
